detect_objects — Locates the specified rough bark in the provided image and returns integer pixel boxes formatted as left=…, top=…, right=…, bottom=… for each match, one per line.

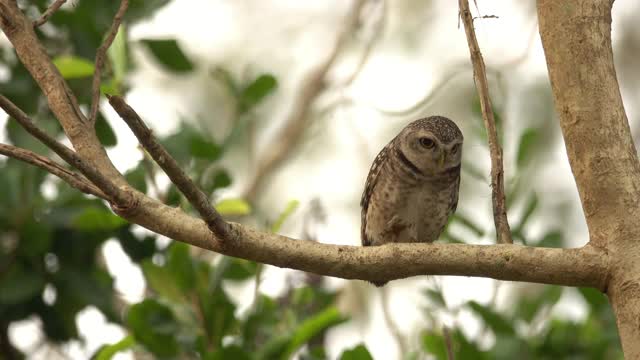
left=537, top=0, right=640, bottom=356
left=0, top=0, right=638, bottom=356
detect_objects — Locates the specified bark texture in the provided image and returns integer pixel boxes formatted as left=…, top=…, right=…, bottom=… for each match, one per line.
left=537, top=0, right=640, bottom=356
left=0, top=0, right=638, bottom=356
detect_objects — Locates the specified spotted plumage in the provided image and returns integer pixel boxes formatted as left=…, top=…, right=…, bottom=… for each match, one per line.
left=360, top=116, right=463, bottom=286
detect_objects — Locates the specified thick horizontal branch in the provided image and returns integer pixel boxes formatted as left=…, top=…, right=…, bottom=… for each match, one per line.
left=107, top=95, right=230, bottom=238
left=0, top=143, right=107, bottom=199
left=119, top=193, right=608, bottom=289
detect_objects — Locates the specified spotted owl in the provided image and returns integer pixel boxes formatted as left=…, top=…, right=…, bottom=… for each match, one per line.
left=360, top=116, right=463, bottom=286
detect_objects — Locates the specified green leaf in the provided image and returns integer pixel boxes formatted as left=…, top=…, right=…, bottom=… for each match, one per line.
left=215, top=198, right=252, bottom=216
left=107, top=24, right=128, bottom=84
left=517, top=128, right=539, bottom=168
left=6, top=116, right=59, bottom=154
left=0, top=266, right=45, bottom=304
left=538, top=230, right=564, bottom=248
left=423, top=288, right=447, bottom=308
left=124, top=164, right=148, bottom=194
left=211, top=170, right=232, bottom=190
left=127, top=299, right=179, bottom=357
left=223, top=258, right=259, bottom=281
left=205, top=345, right=252, bottom=360
left=340, top=344, right=373, bottom=360
left=516, top=286, right=563, bottom=323
left=141, top=260, right=184, bottom=302
left=239, top=74, right=278, bottom=112
left=202, top=288, right=237, bottom=347
left=451, top=213, right=485, bottom=237
left=578, top=287, right=609, bottom=312
left=72, top=207, right=127, bottom=231
left=467, top=301, right=515, bottom=336
left=282, top=306, right=347, bottom=358
left=271, top=200, right=299, bottom=233
left=189, top=135, right=221, bottom=160
left=516, top=192, right=538, bottom=232
left=126, top=0, right=171, bottom=22
left=141, top=39, right=194, bottom=72
left=52, top=55, right=95, bottom=79
left=452, top=329, right=488, bottom=359
left=96, top=113, right=117, bottom=147
left=95, top=335, right=135, bottom=360
left=422, top=332, right=447, bottom=360
left=118, top=228, right=156, bottom=262
left=167, top=242, right=196, bottom=292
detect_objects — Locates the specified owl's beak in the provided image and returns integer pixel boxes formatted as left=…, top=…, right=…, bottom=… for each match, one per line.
left=439, top=150, right=445, bottom=169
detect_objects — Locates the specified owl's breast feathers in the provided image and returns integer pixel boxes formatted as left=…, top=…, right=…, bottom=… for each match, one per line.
left=360, top=142, right=461, bottom=247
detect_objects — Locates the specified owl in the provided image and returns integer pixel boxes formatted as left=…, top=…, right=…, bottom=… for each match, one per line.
left=360, top=116, right=463, bottom=286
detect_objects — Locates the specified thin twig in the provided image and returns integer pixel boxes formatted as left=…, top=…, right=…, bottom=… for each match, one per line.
left=242, top=0, right=367, bottom=202
left=458, top=0, right=512, bottom=244
left=0, top=143, right=108, bottom=199
left=339, top=0, right=387, bottom=88
left=443, top=326, right=454, bottom=360
left=380, top=287, right=409, bottom=356
left=89, top=0, right=128, bottom=123
left=33, top=0, right=66, bottom=28
left=107, top=95, right=230, bottom=238
left=0, top=94, right=130, bottom=205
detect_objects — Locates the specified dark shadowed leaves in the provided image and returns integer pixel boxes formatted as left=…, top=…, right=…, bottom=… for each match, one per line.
left=127, top=299, right=179, bottom=357
left=517, top=128, right=540, bottom=169
left=340, top=344, right=374, bottom=360
left=95, top=113, right=118, bottom=147
left=72, top=207, right=127, bottom=231
left=467, top=301, right=515, bottom=336
left=166, top=242, right=196, bottom=292
left=124, top=164, right=148, bottom=194
left=141, top=39, right=194, bottom=72
left=422, top=332, right=447, bottom=360
left=205, top=345, right=252, bottom=360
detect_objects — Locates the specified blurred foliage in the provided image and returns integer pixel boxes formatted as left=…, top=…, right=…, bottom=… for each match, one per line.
left=0, top=1, right=624, bottom=359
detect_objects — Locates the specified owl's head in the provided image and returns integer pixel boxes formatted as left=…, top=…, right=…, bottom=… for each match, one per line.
left=395, top=116, right=463, bottom=176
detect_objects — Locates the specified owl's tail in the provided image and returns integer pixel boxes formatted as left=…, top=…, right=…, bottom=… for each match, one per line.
left=368, top=280, right=388, bottom=287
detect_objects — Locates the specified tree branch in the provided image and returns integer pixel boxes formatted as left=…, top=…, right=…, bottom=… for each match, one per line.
left=89, top=0, right=128, bottom=123
left=33, top=0, right=66, bottom=28
left=0, top=94, right=131, bottom=206
left=0, top=0, right=125, bottom=184
left=114, top=190, right=609, bottom=288
left=107, top=95, right=230, bottom=238
left=243, top=0, right=367, bottom=201
left=0, top=144, right=107, bottom=199
left=537, top=0, right=640, bottom=356
left=458, top=0, right=512, bottom=244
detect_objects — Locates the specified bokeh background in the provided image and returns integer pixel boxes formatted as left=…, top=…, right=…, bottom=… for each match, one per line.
left=1, top=0, right=639, bottom=359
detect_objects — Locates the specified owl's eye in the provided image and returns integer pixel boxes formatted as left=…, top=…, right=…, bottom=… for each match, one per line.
left=451, top=143, right=461, bottom=153
left=419, top=137, right=435, bottom=149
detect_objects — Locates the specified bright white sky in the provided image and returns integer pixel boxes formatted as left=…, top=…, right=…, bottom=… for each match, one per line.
left=3, top=0, right=640, bottom=359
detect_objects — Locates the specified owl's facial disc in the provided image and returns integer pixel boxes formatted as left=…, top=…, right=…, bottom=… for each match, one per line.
left=398, top=129, right=444, bottom=175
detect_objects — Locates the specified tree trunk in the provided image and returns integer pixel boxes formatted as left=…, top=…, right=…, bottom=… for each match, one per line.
left=537, top=0, right=640, bottom=356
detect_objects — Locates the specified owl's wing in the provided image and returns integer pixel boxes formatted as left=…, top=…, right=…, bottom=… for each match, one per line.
left=449, top=169, right=461, bottom=214
left=360, top=142, right=391, bottom=246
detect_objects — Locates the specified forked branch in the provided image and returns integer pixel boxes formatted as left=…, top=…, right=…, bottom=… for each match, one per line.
left=0, top=143, right=107, bottom=199
left=107, top=95, right=230, bottom=238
